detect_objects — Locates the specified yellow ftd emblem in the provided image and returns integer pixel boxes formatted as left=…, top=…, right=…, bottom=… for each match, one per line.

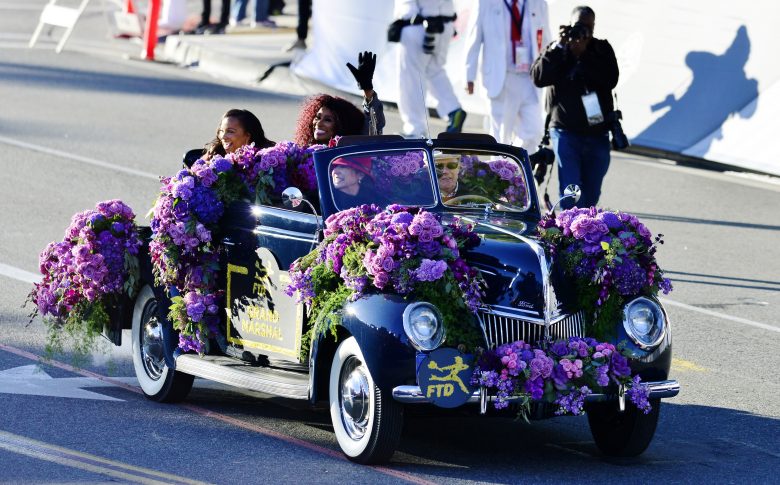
left=417, top=348, right=475, bottom=408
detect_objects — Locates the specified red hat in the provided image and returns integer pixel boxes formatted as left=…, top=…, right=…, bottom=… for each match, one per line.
left=332, top=156, right=373, bottom=178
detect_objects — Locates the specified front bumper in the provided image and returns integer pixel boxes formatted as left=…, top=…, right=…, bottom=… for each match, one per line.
left=392, top=379, right=680, bottom=405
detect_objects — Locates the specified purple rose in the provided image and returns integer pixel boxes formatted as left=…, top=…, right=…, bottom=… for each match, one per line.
left=570, top=215, right=609, bottom=244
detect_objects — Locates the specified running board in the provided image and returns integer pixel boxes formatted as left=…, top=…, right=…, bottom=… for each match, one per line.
left=175, top=354, right=310, bottom=400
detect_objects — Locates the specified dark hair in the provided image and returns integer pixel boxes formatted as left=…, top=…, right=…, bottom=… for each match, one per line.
left=571, top=5, right=595, bottom=18
left=294, top=94, right=365, bottom=146
left=204, top=108, right=275, bottom=158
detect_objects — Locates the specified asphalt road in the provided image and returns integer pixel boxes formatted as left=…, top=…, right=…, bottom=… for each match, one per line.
left=1, top=3, right=780, bottom=484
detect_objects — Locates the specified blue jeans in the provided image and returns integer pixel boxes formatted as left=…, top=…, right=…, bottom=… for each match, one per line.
left=549, top=128, right=611, bottom=210
left=232, top=0, right=269, bottom=22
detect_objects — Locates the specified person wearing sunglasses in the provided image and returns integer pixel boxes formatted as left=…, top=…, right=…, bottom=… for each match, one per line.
left=434, top=153, right=461, bottom=201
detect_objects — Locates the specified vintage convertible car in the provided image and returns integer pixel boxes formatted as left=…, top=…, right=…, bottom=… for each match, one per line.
left=115, top=134, right=678, bottom=464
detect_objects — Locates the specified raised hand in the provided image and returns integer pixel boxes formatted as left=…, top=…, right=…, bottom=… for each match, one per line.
left=346, top=51, right=377, bottom=91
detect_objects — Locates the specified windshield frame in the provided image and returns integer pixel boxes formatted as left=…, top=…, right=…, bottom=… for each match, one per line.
left=312, top=138, right=541, bottom=221
left=435, top=147, right=533, bottom=213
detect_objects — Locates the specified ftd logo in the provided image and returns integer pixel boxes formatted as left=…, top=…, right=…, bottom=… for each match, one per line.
left=426, top=383, right=455, bottom=398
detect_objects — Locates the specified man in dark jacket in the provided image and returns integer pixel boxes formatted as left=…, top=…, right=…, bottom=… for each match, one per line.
left=530, top=6, right=618, bottom=209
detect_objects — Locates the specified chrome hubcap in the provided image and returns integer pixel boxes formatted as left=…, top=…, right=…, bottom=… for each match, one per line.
left=339, top=356, right=370, bottom=441
left=140, top=303, right=165, bottom=380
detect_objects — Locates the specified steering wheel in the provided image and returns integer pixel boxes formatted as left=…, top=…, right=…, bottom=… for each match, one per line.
left=445, top=194, right=494, bottom=206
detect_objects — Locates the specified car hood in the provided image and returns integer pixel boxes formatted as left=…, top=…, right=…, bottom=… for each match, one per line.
left=454, top=215, right=574, bottom=319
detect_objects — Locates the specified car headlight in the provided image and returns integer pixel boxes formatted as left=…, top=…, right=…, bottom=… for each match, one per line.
left=403, top=303, right=445, bottom=351
left=622, top=297, right=666, bottom=349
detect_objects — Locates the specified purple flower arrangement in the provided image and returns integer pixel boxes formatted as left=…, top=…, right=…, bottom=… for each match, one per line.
left=371, top=151, right=427, bottom=190
left=471, top=337, right=652, bottom=415
left=538, top=207, right=673, bottom=338
left=287, top=205, right=486, bottom=355
left=458, top=155, right=528, bottom=207
left=30, top=200, right=142, bottom=331
left=150, top=141, right=318, bottom=354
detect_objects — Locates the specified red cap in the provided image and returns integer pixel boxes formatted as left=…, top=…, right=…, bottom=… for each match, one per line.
left=332, top=156, right=373, bottom=178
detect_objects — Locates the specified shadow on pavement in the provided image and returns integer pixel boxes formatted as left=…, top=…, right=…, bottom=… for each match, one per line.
left=0, top=60, right=274, bottom=101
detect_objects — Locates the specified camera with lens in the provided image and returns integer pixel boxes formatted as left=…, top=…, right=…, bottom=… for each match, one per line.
left=529, top=136, right=556, bottom=185
left=422, top=17, right=445, bottom=54
left=606, top=109, right=630, bottom=150
left=561, top=22, right=589, bottom=43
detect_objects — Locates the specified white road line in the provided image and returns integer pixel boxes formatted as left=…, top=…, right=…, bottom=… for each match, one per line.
left=660, top=297, right=780, bottom=334
left=0, top=263, right=40, bottom=285
left=0, top=135, right=159, bottom=180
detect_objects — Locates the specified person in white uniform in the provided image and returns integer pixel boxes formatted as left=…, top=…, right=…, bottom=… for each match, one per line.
left=465, top=0, right=551, bottom=150
left=394, top=0, right=467, bottom=138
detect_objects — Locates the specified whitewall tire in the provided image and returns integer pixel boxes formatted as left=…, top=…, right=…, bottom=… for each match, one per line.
left=131, top=285, right=193, bottom=402
left=329, top=336, right=403, bottom=464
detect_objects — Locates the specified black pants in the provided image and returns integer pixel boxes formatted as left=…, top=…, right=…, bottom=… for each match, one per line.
left=201, top=0, right=230, bottom=26
left=297, top=0, right=311, bottom=40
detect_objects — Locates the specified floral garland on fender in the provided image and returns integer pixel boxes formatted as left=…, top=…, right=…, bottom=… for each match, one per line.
left=472, top=337, right=651, bottom=416
left=537, top=207, right=673, bottom=339
left=150, top=142, right=322, bottom=354
left=28, top=200, right=142, bottom=359
left=286, top=204, right=485, bottom=360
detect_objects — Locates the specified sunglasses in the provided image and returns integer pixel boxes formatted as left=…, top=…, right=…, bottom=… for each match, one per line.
left=435, top=161, right=460, bottom=171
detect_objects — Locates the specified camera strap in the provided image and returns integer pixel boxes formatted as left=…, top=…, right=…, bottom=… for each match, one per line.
left=540, top=113, right=554, bottom=212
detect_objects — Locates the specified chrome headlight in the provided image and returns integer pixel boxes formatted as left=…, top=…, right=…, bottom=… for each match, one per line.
left=403, top=303, right=445, bottom=351
left=622, top=297, right=666, bottom=349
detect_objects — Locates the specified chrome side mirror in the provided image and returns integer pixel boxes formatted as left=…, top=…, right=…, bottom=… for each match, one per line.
left=282, top=187, right=304, bottom=208
left=563, top=184, right=581, bottom=203
left=548, top=184, right=581, bottom=215
left=281, top=186, right=321, bottom=252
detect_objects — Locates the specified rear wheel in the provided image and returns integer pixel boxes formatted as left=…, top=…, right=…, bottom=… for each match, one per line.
left=329, top=337, right=403, bottom=464
left=131, top=285, right=193, bottom=402
left=587, top=398, right=661, bottom=457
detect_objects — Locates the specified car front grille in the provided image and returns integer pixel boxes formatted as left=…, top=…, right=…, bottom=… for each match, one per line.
left=479, top=310, right=586, bottom=348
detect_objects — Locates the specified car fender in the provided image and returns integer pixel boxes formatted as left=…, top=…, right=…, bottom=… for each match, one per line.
left=309, top=294, right=417, bottom=403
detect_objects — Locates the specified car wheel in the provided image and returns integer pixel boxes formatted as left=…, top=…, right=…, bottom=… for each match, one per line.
left=587, top=398, right=661, bottom=457
left=329, top=336, right=403, bottom=464
left=131, top=285, right=194, bottom=402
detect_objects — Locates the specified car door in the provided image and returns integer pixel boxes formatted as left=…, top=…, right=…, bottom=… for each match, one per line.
left=221, top=200, right=319, bottom=363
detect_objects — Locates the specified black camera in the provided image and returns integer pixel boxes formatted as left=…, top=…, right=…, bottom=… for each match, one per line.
left=561, top=22, right=589, bottom=42
left=422, top=18, right=444, bottom=54
left=529, top=142, right=555, bottom=185
left=606, top=110, right=630, bottom=150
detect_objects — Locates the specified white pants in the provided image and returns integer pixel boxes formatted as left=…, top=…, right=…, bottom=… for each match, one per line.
left=397, top=23, right=461, bottom=138
left=488, top=71, right=544, bottom=151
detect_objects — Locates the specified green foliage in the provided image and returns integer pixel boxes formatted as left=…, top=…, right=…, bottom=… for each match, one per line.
left=413, top=275, right=483, bottom=350
left=299, top=284, right=353, bottom=360
left=42, top=299, right=110, bottom=368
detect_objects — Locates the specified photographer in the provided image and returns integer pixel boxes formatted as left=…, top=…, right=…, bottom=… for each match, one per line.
left=530, top=5, right=619, bottom=210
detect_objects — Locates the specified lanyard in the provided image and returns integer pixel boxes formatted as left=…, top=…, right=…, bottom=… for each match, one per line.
left=503, top=0, right=526, bottom=42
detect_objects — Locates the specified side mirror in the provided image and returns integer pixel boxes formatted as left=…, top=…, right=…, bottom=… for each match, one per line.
left=282, top=187, right=304, bottom=208
left=563, top=184, right=581, bottom=204
left=281, top=187, right=321, bottom=253
left=548, top=184, right=581, bottom=215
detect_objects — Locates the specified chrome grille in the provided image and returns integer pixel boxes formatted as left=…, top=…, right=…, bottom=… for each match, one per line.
left=549, top=311, right=586, bottom=341
left=480, top=310, right=585, bottom=348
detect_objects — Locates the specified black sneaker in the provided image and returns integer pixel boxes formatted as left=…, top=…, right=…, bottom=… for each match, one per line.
left=205, top=23, right=226, bottom=35
left=446, top=108, right=467, bottom=133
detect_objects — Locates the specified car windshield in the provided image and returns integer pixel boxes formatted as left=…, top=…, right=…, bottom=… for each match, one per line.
left=436, top=150, right=530, bottom=211
left=328, top=149, right=436, bottom=211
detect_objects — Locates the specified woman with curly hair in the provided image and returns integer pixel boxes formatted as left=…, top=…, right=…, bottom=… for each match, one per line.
left=293, top=51, right=386, bottom=146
